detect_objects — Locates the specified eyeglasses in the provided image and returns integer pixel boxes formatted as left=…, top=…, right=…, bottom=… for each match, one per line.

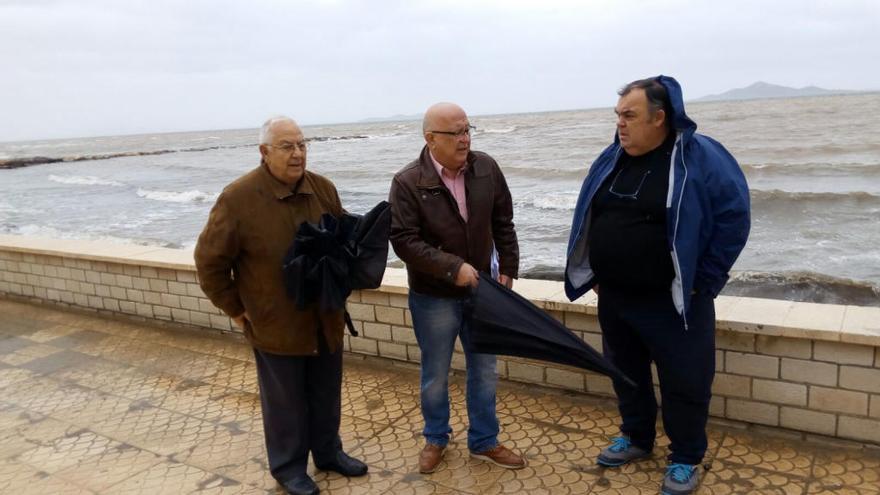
left=269, top=142, right=308, bottom=154
left=608, top=169, right=651, bottom=200
left=429, top=125, right=476, bottom=139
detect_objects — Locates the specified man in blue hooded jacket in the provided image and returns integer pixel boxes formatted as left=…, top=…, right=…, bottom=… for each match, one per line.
left=564, top=76, right=750, bottom=495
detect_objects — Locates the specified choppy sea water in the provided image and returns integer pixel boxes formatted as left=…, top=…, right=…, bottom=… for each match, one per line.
left=1, top=93, right=879, bottom=306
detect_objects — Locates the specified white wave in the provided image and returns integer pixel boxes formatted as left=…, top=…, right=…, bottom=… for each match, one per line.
left=136, top=188, right=219, bottom=203
left=0, top=223, right=172, bottom=248
left=480, top=126, right=517, bottom=134
left=0, top=224, right=81, bottom=239
left=48, top=174, right=125, bottom=186
left=2, top=224, right=69, bottom=238
left=105, top=210, right=174, bottom=229
left=515, top=192, right=579, bottom=211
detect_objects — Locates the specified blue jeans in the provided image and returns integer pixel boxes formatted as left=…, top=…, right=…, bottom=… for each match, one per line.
left=409, top=290, right=499, bottom=453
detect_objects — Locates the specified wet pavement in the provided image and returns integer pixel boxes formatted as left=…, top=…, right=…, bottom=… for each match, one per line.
left=0, top=298, right=879, bottom=494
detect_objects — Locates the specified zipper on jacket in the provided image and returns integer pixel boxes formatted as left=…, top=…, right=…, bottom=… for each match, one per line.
left=667, top=133, right=689, bottom=329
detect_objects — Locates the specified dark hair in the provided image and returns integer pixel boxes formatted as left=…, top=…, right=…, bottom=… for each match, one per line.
left=619, top=78, right=672, bottom=127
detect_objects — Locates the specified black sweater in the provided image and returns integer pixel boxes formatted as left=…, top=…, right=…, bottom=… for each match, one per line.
left=588, top=135, right=676, bottom=293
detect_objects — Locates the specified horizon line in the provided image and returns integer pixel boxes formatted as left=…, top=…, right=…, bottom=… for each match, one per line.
left=3, top=89, right=878, bottom=145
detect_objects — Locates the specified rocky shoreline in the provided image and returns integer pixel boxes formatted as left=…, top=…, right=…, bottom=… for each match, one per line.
left=0, top=135, right=369, bottom=169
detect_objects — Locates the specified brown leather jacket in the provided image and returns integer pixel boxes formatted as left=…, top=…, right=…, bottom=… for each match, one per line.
left=389, top=146, right=519, bottom=298
left=194, top=164, right=345, bottom=356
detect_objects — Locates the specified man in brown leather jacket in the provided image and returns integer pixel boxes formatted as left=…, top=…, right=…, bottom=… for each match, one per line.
left=195, top=116, right=367, bottom=495
left=389, top=102, right=524, bottom=474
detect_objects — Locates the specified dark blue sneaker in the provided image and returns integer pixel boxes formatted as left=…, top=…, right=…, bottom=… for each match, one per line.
left=596, top=436, right=652, bottom=467
left=662, top=463, right=700, bottom=494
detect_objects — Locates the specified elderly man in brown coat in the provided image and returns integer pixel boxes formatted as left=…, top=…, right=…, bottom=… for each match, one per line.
left=195, top=116, right=367, bottom=495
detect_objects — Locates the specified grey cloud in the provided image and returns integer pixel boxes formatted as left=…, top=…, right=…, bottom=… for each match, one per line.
left=1, top=0, right=878, bottom=141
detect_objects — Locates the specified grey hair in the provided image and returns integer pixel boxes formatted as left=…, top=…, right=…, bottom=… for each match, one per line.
left=259, top=116, right=297, bottom=145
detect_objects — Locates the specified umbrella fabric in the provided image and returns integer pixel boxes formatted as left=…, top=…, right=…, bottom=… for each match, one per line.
left=281, top=201, right=391, bottom=334
left=465, top=275, right=636, bottom=388
left=348, top=200, right=392, bottom=290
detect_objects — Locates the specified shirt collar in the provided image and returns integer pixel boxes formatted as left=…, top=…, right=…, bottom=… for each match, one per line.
left=429, top=151, right=467, bottom=179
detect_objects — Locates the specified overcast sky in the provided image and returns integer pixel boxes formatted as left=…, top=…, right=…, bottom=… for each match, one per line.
left=1, top=0, right=878, bottom=141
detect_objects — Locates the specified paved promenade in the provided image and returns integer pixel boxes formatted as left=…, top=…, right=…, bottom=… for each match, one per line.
left=0, top=299, right=878, bottom=494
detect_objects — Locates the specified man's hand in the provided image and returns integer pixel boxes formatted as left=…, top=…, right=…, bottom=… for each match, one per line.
left=231, top=312, right=251, bottom=330
left=498, top=274, right=513, bottom=289
left=454, top=263, right=479, bottom=288
left=593, top=284, right=600, bottom=295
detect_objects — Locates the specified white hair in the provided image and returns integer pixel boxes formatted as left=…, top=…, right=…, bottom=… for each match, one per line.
left=259, top=116, right=297, bottom=145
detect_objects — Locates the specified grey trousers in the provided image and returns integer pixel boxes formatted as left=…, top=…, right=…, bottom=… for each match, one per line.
left=253, top=334, right=343, bottom=482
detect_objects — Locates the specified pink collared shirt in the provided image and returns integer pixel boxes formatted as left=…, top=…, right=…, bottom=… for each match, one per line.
left=430, top=152, right=468, bottom=222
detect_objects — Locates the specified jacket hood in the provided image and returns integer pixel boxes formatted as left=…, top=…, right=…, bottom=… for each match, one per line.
left=658, top=75, right=697, bottom=139
left=613, top=75, right=698, bottom=144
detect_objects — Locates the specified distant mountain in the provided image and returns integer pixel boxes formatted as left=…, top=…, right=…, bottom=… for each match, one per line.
left=694, top=82, right=861, bottom=102
left=358, top=113, right=421, bottom=123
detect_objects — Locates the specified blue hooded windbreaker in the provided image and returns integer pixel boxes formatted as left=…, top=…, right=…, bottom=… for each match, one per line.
left=564, top=75, right=751, bottom=317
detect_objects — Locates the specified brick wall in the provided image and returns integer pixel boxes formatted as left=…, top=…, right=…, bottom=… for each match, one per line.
left=1, top=236, right=879, bottom=445
left=0, top=247, right=233, bottom=332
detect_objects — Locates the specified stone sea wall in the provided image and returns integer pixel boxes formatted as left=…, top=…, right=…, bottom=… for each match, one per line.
left=1, top=234, right=879, bottom=445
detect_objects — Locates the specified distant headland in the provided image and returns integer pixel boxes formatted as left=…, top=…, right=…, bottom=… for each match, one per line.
left=693, top=81, right=872, bottom=102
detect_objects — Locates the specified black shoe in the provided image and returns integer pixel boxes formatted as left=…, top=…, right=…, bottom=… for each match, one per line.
left=315, top=451, right=368, bottom=477
left=280, top=474, right=319, bottom=495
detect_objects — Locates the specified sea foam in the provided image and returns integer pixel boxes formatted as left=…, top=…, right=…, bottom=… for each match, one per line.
left=481, top=126, right=517, bottom=134
left=515, top=192, right=579, bottom=211
left=48, top=174, right=124, bottom=186
left=136, top=189, right=219, bottom=203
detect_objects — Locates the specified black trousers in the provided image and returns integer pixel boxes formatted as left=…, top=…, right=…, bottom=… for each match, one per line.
left=598, top=286, right=716, bottom=465
left=253, top=332, right=343, bottom=482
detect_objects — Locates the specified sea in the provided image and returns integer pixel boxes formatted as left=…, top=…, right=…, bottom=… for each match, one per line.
left=2, top=93, right=879, bottom=306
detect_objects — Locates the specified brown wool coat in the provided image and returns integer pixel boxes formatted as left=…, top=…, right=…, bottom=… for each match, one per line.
left=194, top=164, right=345, bottom=355
left=389, top=146, right=519, bottom=298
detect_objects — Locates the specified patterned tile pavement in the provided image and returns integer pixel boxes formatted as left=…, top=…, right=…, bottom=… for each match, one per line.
left=0, top=298, right=878, bottom=494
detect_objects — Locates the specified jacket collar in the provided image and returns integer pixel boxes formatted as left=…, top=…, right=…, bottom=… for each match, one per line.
left=259, top=161, right=314, bottom=199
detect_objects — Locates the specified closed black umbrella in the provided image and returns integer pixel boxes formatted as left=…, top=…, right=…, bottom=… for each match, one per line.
left=347, top=200, right=392, bottom=291
left=282, top=201, right=391, bottom=334
left=465, top=275, right=636, bottom=388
